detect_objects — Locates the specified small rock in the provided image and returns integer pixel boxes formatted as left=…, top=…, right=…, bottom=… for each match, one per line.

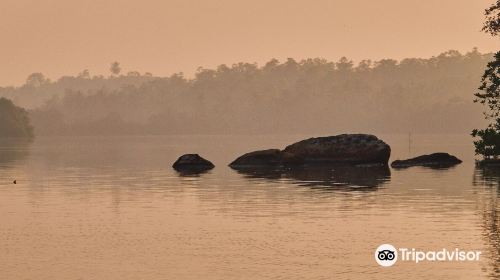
left=391, top=153, right=462, bottom=168
left=229, top=149, right=286, bottom=167
left=172, top=154, right=214, bottom=172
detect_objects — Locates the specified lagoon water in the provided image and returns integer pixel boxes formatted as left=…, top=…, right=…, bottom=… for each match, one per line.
left=0, top=134, right=499, bottom=279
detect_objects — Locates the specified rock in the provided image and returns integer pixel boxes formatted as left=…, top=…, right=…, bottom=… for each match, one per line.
left=172, top=154, right=214, bottom=172
left=229, top=134, right=391, bottom=168
left=391, top=153, right=462, bottom=168
left=229, top=149, right=286, bottom=167
left=283, top=134, right=391, bottom=165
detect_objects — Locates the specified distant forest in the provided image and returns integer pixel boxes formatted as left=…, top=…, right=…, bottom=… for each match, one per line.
left=0, top=49, right=492, bottom=135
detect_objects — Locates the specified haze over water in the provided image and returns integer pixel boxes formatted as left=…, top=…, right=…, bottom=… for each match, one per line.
left=1, top=134, right=499, bottom=279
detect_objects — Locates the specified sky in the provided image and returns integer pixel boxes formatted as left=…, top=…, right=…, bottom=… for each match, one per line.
left=0, top=0, right=498, bottom=86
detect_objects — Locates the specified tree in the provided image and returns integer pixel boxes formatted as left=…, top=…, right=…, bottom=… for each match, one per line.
left=25, top=72, right=48, bottom=87
left=474, top=52, right=500, bottom=119
left=472, top=120, right=500, bottom=159
left=472, top=0, right=500, bottom=159
left=483, top=0, right=500, bottom=36
left=127, top=71, right=140, bottom=77
left=0, top=98, right=34, bottom=138
left=78, top=69, right=90, bottom=79
left=110, top=61, right=121, bottom=76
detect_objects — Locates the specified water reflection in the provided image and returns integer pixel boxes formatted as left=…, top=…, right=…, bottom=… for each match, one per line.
left=473, top=166, right=500, bottom=278
left=0, top=138, right=31, bottom=167
left=482, top=203, right=500, bottom=279
left=0, top=135, right=496, bottom=279
left=175, top=169, right=213, bottom=177
left=474, top=165, right=500, bottom=189
left=232, top=165, right=391, bottom=190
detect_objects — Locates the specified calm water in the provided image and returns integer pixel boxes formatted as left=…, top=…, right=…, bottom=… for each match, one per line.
left=1, top=134, right=499, bottom=279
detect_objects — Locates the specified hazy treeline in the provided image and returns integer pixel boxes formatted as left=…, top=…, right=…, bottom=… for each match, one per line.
left=0, top=70, right=155, bottom=109
left=0, top=98, right=33, bottom=138
left=1, top=49, right=492, bottom=136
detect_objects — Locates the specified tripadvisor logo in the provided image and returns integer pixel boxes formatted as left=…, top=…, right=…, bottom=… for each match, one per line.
left=375, top=244, right=398, bottom=267
left=375, top=244, right=481, bottom=267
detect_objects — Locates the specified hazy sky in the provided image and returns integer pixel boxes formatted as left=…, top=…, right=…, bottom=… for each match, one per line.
left=0, top=0, right=498, bottom=86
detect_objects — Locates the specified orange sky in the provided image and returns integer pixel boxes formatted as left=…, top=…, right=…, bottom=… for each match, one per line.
left=0, top=0, right=498, bottom=86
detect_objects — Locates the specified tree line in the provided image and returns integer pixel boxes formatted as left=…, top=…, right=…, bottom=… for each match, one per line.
left=0, top=50, right=493, bottom=136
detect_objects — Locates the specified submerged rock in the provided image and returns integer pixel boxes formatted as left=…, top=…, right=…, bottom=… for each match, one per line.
left=172, top=154, right=214, bottom=172
left=391, top=153, right=462, bottom=168
left=229, top=134, right=391, bottom=168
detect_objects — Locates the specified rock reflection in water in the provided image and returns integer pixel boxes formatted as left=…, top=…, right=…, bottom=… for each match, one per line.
left=232, top=165, right=391, bottom=190
left=175, top=168, right=213, bottom=177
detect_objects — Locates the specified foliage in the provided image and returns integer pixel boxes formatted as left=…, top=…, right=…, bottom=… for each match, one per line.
left=474, top=52, right=500, bottom=119
left=472, top=0, right=500, bottom=159
left=472, top=119, right=500, bottom=159
left=0, top=98, right=34, bottom=138
left=483, top=0, right=500, bottom=36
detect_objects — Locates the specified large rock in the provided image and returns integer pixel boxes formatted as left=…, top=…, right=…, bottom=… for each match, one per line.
left=283, top=134, right=391, bottom=165
left=229, top=134, right=391, bottom=168
left=391, top=153, right=462, bottom=168
left=172, top=154, right=214, bottom=172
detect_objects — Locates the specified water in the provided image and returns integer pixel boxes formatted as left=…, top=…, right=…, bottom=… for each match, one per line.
left=0, top=134, right=499, bottom=279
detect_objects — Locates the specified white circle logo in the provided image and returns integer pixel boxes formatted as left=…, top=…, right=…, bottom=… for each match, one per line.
left=375, top=244, right=398, bottom=267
